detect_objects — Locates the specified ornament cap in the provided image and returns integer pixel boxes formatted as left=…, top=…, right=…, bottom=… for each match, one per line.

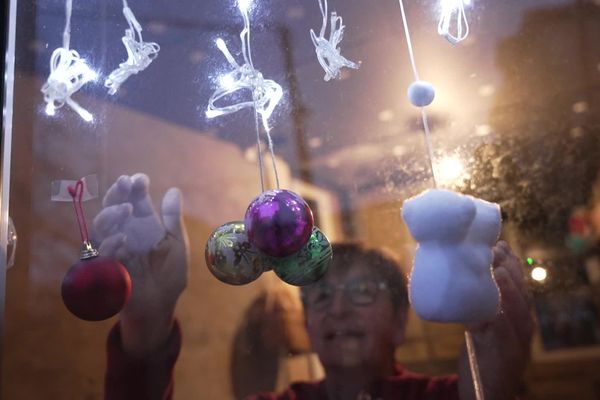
left=80, top=241, right=99, bottom=260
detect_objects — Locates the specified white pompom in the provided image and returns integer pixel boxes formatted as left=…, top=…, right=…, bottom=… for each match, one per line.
left=407, top=80, right=435, bottom=107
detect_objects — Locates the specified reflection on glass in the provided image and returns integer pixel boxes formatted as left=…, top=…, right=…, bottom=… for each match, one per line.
left=4, top=0, right=600, bottom=399
left=6, top=217, right=17, bottom=269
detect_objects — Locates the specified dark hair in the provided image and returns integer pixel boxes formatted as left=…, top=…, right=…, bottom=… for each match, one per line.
left=301, top=242, right=409, bottom=312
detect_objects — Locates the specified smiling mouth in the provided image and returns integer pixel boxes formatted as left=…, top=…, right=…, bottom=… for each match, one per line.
left=324, top=330, right=365, bottom=341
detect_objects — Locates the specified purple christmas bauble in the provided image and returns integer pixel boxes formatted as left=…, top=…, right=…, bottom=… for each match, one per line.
left=244, top=189, right=314, bottom=258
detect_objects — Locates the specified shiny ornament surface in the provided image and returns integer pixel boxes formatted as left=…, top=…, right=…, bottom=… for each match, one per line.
left=205, top=221, right=264, bottom=285
left=61, top=256, right=131, bottom=321
left=244, top=189, right=314, bottom=258
left=272, top=227, right=332, bottom=286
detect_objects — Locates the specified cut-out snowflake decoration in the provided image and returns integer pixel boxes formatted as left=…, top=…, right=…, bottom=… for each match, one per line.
left=206, top=0, right=282, bottom=132
left=105, top=0, right=160, bottom=95
left=438, top=0, right=470, bottom=44
left=310, top=0, right=359, bottom=81
left=41, top=0, right=97, bottom=121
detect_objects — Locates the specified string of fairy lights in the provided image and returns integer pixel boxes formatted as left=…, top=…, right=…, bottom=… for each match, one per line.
left=42, top=0, right=160, bottom=122
left=41, top=0, right=471, bottom=123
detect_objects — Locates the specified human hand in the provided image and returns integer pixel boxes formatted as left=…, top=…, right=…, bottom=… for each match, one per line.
left=458, top=241, right=534, bottom=400
left=93, top=173, right=189, bottom=356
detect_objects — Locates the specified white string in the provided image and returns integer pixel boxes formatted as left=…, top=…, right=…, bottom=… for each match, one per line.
left=63, top=0, right=72, bottom=49
left=399, top=1, right=482, bottom=397
left=420, top=108, right=437, bottom=188
left=310, top=0, right=359, bottom=82
left=241, top=0, right=279, bottom=189
left=42, top=0, right=96, bottom=122
left=318, top=0, right=327, bottom=38
left=465, top=331, right=485, bottom=400
left=397, top=0, right=420, bottom=82
left=252, top=93, right=266, bottom=192
left=265, top=125, right=280, bottom=189
left=398, top=0, right=437, bottom=186
left=207, top=0, right=283, bottom=191
left=105, top=0, right=160, bottom=95
left=239, top=0, right=254, bottom=68
left=438, top=0, right=470, bottom=45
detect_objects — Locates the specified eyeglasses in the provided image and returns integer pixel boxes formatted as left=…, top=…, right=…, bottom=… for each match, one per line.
left=302, top=279, right=389, bottom=311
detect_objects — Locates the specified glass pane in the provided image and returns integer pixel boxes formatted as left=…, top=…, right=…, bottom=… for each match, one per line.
left=3, top=0, right=600, bottom=399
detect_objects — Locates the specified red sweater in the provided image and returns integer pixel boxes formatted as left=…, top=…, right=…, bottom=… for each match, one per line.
left=105, top=322, right=459, bottom=400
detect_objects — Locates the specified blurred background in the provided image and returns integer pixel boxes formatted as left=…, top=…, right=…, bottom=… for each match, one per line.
left=2, top=0, right=600, bottom=398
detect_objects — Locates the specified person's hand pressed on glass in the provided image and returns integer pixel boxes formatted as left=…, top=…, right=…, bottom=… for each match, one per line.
left=93, top=173, right=189, bottom=356
left=458, top=241, right=534, bottom=400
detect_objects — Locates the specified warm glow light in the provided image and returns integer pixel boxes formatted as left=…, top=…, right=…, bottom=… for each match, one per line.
left=378, top=109, right=395, bottom=122
left=435, top=156, right=464, bottom=185
left=572, top=101, right=589, bottom=114
left=475, top=124, right=492, bottom=136
left=531, top=266, right=547, bottom=282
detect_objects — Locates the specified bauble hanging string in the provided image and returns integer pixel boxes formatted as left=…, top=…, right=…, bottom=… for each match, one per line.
left=397, top=1, right=494, bottom=399
left=205, top=0, right=332, bottom=287
left=61, top=179, right=132, bottom=321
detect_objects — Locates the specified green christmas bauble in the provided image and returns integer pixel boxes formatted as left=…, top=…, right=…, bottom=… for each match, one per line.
left=271, top=227, right=332, bottom=286
left=205, top=221, right=265, bottom=285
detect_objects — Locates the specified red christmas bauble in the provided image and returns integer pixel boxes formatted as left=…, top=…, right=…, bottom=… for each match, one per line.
left=61, top=256, right=131, bottom=321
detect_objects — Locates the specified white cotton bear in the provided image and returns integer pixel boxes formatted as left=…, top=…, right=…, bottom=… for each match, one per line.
left=401, top=189, right=501, bottom=323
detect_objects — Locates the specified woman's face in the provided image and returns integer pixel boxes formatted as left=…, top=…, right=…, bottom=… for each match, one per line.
left=303, top=263, right=406, bottom=370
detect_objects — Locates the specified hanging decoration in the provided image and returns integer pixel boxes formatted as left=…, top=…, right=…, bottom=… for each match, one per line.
left=438, top=0, right=470, bottom=44
left=105, top=0, right=160, bottom=95
left=205, top=0, right=332, bottom=287
left=310, top=0, right=359, bottom=81
left=41, top=0, right=97, bottom=122
left=206, top=188, right=333, bottom=287
left=268, top=227, right=333, bottom=286
left=397, top=1, right=493, bottom=399
left=244, top=190, right=314, bottom=258
left=205, top=0, right=282, bottom=133
left=60, top=179, right=132, bottom=321
left=205, top=221, right=264, bottom=285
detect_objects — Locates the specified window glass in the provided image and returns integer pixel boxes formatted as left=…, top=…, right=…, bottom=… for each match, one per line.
left=3, top=0, right=600, bottom=399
